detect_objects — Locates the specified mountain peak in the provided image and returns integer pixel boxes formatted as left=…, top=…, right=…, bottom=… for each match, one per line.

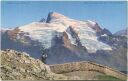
left=46, top=12, right=67, bottom=23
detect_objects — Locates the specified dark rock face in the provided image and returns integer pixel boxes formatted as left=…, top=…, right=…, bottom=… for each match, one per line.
left=97, top=28, right=112, bottom=36
left=90, top=23, right=102, bottom=32
left=46, top=12, right=67, bottom=23
left=98, top=35, right=127, bottom=48
left=46, top=30, right=87, bottom=64
left=1, top=30, right=43, bottom=59
left=102, top=28, right=112, bottom=36
left=66, top=26, right=83, bottom=47
left=46, top=12, right=53, bottom=23
left=39, top=18, right=46, bottom=22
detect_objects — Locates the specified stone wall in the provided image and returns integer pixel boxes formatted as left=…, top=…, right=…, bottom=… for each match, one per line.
left=49, top=61, right=127, bottom=80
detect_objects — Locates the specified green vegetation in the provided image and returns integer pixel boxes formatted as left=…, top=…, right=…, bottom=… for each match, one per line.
left=97, top=75, right=124, bottom=81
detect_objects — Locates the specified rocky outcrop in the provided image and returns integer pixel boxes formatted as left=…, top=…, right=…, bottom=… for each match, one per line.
left=66, top=26, right=83, bottom=47
left=46, top=12, right=68, bottom=23
left=86, top=21, right=102, bottom=32
left=0, top=49, right=68, bottom=80
left=7, top=27, right=20, bottom=40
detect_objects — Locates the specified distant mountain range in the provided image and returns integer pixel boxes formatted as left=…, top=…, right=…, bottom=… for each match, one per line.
left=114, top=28, right=127, bottom=36
left=1, top=12, right=127, bottom=73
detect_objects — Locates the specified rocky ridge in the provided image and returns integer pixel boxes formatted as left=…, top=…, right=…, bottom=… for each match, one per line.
left=0, top=49, right=68, bottom=80
left=0, top=50, right=127, bottom=80
left=50, top=61, right=127, bottom=80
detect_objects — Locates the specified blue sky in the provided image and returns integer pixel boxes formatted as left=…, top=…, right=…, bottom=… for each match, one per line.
left=1, top=1, right=127, bottom=33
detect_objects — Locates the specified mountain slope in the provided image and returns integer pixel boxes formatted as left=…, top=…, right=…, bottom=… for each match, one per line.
left=0, top=49, right=68, bottom=80
left=1, top=50, right=126, bottom=80
left=1, top=12, right=127, bottom=73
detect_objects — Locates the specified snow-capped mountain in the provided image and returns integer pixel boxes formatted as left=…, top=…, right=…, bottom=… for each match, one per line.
left=1, top=12, right=127, bottom=72
left=18, top=12, right=112, bottom=53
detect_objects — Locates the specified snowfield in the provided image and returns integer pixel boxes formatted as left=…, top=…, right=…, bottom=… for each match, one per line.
left=19, top=12, right=112, bottom=53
